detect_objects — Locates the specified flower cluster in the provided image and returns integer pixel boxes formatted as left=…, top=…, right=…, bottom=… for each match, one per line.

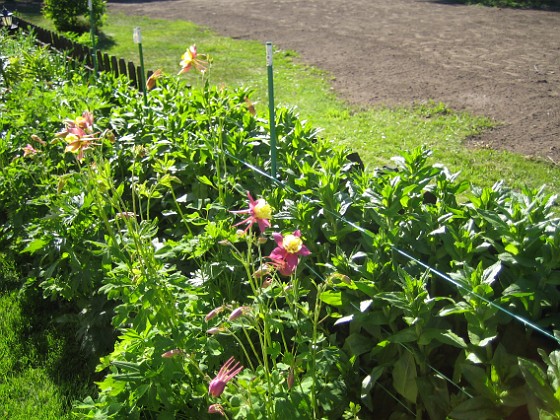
left=232, top=192, right=311, bottom=277
left=55, top=111, right=99, bottom=161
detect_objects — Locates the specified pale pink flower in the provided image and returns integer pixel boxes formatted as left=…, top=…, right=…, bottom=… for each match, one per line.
left=22, top=144, right=39, bottom=157
left=207, top=327, right=225, bottom=335
left=232, top=191, right=272, bottom=233
left=205, top=305, right=225, bottom=322
left=146, top=69, right=163, bottom=91
left=208, top=357, right=244, bottom=397
left=178, top=44, right=209, bottom=75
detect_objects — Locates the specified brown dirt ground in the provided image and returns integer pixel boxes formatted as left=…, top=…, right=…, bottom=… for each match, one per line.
left=108, top=0, right=560, bottom=163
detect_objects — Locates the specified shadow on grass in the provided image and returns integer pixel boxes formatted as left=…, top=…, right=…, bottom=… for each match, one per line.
left=0, top=253, right=112, bottom=412
left=421, top=0, right=560, bottom=11
left=97, top=31, right=116, bottom=49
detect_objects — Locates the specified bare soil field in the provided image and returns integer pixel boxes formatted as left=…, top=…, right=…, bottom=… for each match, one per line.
left=109, top=0, right=560, bottom=162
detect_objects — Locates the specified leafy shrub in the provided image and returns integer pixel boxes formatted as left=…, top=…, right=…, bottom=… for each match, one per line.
left=42, top=0, right=106, bottom=32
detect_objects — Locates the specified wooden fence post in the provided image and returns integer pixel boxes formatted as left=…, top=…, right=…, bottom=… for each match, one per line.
left=103, top=53, right=111, bottom=73
left=127, top=61, right=138, bottom=88
left=119, top=58, right=127, bottom=80
left=17, top=18, right=152, bottom=91
left=96, top=50, right=104, bottom=71
left=137, top=66, right=145, bottom=92
left=110, top=56, right=118, bottom=78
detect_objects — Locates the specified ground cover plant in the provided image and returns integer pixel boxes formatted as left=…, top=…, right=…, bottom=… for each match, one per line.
left=2, top=24, right=560, bottom=420
left=15, top=4, right=560, bottom=194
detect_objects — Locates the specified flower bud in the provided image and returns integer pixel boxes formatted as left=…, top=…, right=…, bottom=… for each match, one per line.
left=287, top=368, right=295, bottom=389
left=207, top=327, right=224, bottom=335
left=205, top=305, right=224, bottom=322
left=161, top=348, right=183, bottom=358
left=208, top=403, right=225, bottom=416
left=228, top=306, right=250, bottom=321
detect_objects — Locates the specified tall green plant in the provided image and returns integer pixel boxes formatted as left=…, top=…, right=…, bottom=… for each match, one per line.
left=42, top=0, right=106, bottom=32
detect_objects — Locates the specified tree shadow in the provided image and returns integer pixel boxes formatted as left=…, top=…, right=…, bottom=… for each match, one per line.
left=419, top=0, right=560, bottom=11
left=96, top=31, right=116, bottom=49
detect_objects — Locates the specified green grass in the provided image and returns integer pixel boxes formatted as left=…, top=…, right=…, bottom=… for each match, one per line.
left=17, top=8, right=560, bottom=194
left=0, top=255, right=96, bottom=419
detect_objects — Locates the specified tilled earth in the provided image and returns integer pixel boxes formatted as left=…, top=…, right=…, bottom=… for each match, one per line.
left=108, top=0, right=560, bottom=163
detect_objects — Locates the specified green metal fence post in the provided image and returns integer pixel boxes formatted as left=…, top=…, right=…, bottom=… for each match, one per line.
left=266, top=42, right=278, bottom=179
left=133, top=27, right=148, bottom=107
left=88, top=0, right=97, bottom=74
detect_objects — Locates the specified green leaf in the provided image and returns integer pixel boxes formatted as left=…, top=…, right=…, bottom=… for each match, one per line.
left=482, top=261, right=501, bottom=285
left=319, top=290, right=342, bottom=306
left=388, top=327, right=417, bottom=343
left=449, top=396, right=503, bottom=419
left=361, top=366, right=384, bottom=411
left=418, top=328, right=467, bottom=348
left=21, top=238, right=49, bottom=254
left=196, top=175, right=215, bottom=188
left=392, top=352, right=417, bottom=403
left=345, top=333, right=374, bottom=357
left=333, top=314, right=353, bottom=326
left=504, top=243, right=519, bottom=255
left=519, top=358, right=560, bottom=410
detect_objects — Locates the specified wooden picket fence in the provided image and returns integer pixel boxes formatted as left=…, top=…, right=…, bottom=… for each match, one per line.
left=18, top=19, right=151, bottom=92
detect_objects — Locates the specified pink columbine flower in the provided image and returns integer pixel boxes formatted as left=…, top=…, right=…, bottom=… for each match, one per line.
left=64, top=131, right=96, bottom=162
left=22, top=144, right=39, bottom=157
left=268, top=230, right=311, bottom=276
left=208, top=357, right=244, bottom=397
left=208, top=403, right=225, bottom=416
left=57, top=111, right=94, bottom=137
left=231, top=191, right=272, bottom=233
left=54, top=112, right=98, bottom=161
left=178, top=44, right=209, bottom=75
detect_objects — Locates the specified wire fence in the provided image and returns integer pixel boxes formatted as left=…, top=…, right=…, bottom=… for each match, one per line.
left=225, top=150, right=560, bottom=346
left=225, top=149, right=559, bottom=410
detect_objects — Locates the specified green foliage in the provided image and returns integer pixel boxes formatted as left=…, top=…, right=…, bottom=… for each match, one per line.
left=42, top=0, right=106, bottom=32
left=2, top=29, right=560, bottom=419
